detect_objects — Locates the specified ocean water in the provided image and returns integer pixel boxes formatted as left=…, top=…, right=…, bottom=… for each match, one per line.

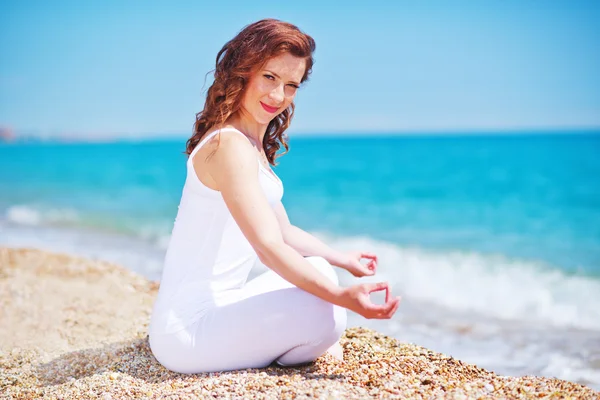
left=1, top=132, right=599, bottom=389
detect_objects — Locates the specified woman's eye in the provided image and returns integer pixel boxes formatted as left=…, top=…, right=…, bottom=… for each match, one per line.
left=284, top=85, right=298, bottom=96
left=285, top=85, right=298, bottom=94
left=264, top=74, right=275, bottom=80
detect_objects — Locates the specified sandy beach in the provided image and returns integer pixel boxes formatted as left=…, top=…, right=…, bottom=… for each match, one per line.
left=1, top=247, right=598, bottom=399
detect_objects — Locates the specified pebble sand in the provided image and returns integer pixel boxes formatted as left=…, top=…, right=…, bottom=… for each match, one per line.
left=1, top=247, right=598, bottom=399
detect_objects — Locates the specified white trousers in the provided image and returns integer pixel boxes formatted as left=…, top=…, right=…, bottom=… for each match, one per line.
left=149, top=256, right=347, bottom=373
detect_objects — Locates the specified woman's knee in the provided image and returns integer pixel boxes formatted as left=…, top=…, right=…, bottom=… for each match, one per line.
left=306, top=256, right=339, bottom=285
left=319, top=303, right=347, bottom=345
left=304, top=292, right=347, bottom=343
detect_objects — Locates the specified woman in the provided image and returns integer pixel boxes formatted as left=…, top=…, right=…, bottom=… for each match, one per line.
left=148, top=19, right=401, bottom=374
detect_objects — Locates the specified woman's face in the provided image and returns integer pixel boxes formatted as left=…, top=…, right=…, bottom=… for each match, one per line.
left=240, top=52, right=306, bottom=126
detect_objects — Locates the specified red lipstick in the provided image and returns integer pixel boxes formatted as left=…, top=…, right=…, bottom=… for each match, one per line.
left=260, top=102, right=279, bottom=113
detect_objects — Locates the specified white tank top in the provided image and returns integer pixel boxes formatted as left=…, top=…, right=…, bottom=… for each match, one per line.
left=149, top=127, right=284, bottom=335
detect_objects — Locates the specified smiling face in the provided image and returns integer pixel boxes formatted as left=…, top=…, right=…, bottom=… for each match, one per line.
left=239, top=52, right=306, bottom=126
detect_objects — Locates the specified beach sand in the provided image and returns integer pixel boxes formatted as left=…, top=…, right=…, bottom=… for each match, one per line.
left=1, top=247, right=598, bottom=399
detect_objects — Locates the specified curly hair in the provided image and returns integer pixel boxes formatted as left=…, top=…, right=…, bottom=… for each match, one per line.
left=185, top=19, right=316, bottom=165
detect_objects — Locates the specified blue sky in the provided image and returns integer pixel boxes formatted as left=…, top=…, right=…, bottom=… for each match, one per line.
left=0, top=0, right=599, bottom=138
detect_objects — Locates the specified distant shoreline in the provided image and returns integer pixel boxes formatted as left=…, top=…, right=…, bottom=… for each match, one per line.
left=2, top=128, right=599, bottom=145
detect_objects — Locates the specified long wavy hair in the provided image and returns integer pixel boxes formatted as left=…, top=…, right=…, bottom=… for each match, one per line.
left=185, top=19, right=316, bottom=165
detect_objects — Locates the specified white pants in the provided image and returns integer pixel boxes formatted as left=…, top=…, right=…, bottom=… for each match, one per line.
left=149, top=256, right=347, bottom=373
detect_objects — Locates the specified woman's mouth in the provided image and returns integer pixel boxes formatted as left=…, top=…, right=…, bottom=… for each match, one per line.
left=260, top=102, right=279, bottom=113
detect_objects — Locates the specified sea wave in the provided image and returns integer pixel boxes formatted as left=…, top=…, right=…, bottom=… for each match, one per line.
left=4, top=205, right=172, bottom=248
left=4, top=205, right=600, bottom=331
left=323, top=234, right=600, bottom=331
left=6, top=204, right=80, bottom=226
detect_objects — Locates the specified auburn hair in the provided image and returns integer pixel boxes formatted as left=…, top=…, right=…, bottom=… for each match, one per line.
left=185, top=19, right=316, bottom=165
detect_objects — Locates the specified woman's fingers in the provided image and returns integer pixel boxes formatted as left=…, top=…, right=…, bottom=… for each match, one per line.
left=349, top=281, right=401, bottom=319
left=374, top=296, right=401, bottom=319
left=366, top=259, right=377, bottom=273
left=357, top=282, right=401, bottom=319
left=385, top=283, right=391, bottom=303
left=366, top=304, right=397, bottom=319
left=364, top=281, right=393, bottom=304
left=360, top=291, right=388, bottom=312
left=386, top=296, right=401, bottom=318
left=360, top=252, right=378, bottom=261
left=366, top=282, right=388, bottom=294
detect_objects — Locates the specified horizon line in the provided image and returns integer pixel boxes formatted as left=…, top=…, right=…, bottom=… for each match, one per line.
left=3, top=126, right=599, bottom=144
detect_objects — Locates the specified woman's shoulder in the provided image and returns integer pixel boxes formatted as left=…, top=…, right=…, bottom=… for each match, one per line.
left=195, top=126, right=257, bottom=169
left=202, top=126, right=249, bottom=149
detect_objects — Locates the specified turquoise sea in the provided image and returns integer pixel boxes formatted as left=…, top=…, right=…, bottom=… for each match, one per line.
left=1, top=131, right=599, bottom=388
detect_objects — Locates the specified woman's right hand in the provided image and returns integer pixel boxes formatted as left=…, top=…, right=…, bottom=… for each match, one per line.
left=338, top=282, right=401, bottom=319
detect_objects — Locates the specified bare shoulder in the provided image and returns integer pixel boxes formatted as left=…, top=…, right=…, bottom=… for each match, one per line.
left=193, top=128, right=252, bottom=164
left=196, top=129, right=258, bottom=190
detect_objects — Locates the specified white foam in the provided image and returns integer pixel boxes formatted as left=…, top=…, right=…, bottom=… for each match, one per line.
left=6, top=205, right=42, bottom=225
left=6, top=204, right=79, bottom=226
left=135, top=223, right=173, bottom=250
left=4, top=204, right=174, bottom=250
left=5, top=207, right=599, bottom=331
left=0, top=221, right=165, bottom=281
left=322, top=234, right=600, bottom=331
left=540, top=354, right=600, bottom=389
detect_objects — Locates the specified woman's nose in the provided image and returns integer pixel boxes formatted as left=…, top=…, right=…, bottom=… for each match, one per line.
left=269, top=84, right=285, bottom=103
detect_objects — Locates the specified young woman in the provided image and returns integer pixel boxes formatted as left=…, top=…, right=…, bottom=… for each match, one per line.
left=148, top=18, right=401, bottom=374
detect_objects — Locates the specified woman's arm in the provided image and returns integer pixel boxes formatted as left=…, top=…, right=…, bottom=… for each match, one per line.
left=202, top=132, right=343, bottom=305
left=273, top=201, right=378, bottom=277
left=198, top=131, right=399, bottom=319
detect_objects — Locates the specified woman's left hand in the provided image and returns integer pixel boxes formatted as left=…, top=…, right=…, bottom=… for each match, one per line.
left=338, top=251, right=378, bottom=278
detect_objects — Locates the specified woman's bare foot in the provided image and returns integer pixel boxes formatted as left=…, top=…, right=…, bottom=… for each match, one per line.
left=326, top=341, right=344, bottom=362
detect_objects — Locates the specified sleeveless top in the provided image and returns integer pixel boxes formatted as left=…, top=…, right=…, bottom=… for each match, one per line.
left=149, top=127, right=284, bottom=335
